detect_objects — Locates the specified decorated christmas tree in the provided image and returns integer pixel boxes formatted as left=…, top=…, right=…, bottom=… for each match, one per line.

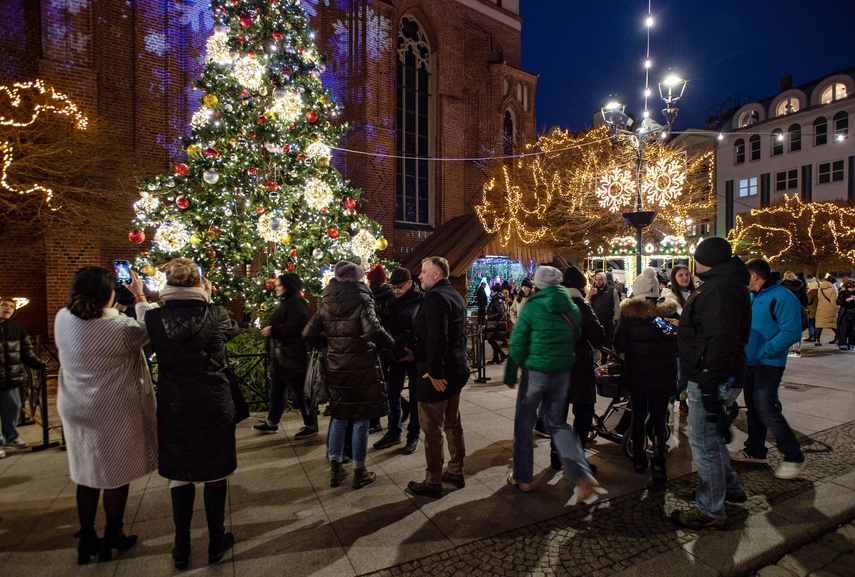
left=130, top=0, right=386, bottom=314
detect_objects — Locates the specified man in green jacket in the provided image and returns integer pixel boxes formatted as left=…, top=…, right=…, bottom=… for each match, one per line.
left=503, top=266, right=601, bottom=501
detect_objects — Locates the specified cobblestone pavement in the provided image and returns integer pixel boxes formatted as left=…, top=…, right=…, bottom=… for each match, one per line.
left=362, top=421, right=855, bottom=577
left=753, top=520, right=855, bottom=577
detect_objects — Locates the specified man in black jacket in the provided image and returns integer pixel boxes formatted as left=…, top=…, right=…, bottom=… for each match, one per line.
left=374, top=268, right=423, bottom=454
left=476, top=281, right=488, bottom=326
left=671, top=237, right=751, bottom=530
left=1, top=297, right=45, bottom=456
left=408, top=257, right=469, bottom=497
left=586, top=273, right=620, bottom=348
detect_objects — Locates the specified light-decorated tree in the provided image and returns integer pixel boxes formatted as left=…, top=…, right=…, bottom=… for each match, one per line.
left=476, top=126, right=716, bottom=259
left=131, top=0, right=387, bottom=313
left=728, top=194, right=855, bottom=275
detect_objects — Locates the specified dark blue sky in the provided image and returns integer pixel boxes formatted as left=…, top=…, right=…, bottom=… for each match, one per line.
left=520, top=0, right=855, bottom=133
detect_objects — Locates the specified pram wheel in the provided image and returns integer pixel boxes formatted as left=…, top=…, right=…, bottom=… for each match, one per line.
left=621, top=421, right=672, bottom=459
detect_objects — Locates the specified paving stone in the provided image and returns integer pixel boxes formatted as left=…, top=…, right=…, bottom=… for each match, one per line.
left=755, top=566, right=798, bottom=577
left=821, top=561, right=854, bottom=577
left=817, top=532, right=855, bottom=554
left=778, top=550, right=831, bottom=576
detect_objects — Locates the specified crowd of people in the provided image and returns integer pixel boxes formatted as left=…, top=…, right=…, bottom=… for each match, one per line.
left=2, top=243, right=851, bottom=566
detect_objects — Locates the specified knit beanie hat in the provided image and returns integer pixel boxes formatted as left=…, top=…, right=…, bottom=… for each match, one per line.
left=521, top=277, right=534, bottom=289
left=334, top=260, right=364, bottom=282
left=562, top=265, right=588, bottom=291
left=366, top=263, right=387, bottom=285
left=632, top=267, right=660, bottom=300
left=388, top=267, right=411, bottom=285
left=533, top=266, right=563, bottom=289
left=694, top=236, right=732, bottom=267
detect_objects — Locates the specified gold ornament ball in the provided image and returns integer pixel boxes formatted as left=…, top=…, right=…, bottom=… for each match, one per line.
left=280, top=232, right=292, bottom=243
left=206, top=231, right=217, bottom=242
left=202, top=94, right=218, bottom=107
left=375, top=237, right=388, bottom=250
left=141, top=265, right=156, bottom=276
left=186, top=143, right=202, bottom=157
left=189, top=233, right=202, bottom=244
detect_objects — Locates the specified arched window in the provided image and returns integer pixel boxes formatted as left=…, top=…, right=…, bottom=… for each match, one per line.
left=833, top=111, right=849, bottom=141
left=788, top=124, right=801, bottom=152
left=734, top=138, right=745, bottom=164
left=739, top=110, right=759, bottom=127
left=776, top=98, right=800, bottom=116
left=821, top=83, right=847, bottom=104
left=771, top=129, right=784, bottom=155
left=396, top=16, right=433, bottom=225
left=749, top=134, right=761, bottom=160
left=503, top=110, right=515, bottom=157
left=814, top=116, right=828, bottom=146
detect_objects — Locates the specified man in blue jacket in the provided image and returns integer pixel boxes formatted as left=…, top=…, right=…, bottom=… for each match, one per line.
left=731, top=258, right=806, bottom=479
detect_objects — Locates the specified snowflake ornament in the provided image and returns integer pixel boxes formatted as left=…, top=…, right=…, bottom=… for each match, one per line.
left=596, top=167, right=636, bottom=213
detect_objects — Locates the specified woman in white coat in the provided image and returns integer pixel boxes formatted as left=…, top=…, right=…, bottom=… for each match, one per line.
left=813, top=276, right=839, bottom=346
left=54, top=267, right=157, bottom=565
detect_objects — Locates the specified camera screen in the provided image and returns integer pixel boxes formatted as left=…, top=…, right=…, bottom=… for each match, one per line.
left=114, top=260, right=131, bottom=284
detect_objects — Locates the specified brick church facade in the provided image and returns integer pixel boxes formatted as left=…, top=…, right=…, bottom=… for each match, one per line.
left=0, top=0, right=537, bottom=337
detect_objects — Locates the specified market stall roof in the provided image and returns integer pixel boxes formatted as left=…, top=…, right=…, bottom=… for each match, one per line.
left=400, top=213, right=554, bottom=277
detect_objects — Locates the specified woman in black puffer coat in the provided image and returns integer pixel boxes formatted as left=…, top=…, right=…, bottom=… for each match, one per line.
left=612, top=298, right=678, bottom=484
left=303, top=261, right=394, bottom=490
left=142, top=258, right=240, bottom=569
left=485, top=285, right=508, bottom=364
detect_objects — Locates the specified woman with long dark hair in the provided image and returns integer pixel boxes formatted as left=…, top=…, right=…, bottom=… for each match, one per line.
left=659, top=264, right=695, bottom=314
left=55, top=266, right=157, bottom=564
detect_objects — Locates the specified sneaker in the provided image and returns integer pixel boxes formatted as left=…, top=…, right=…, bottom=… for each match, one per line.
left=803, top=337, right=814, bottom=342
left=839, top=346, right=848, bottom=351
left=373, top=432, right=402, bottom=449
left=0, top=448, right=5, bottom=459
left=3, top=439, right=29, bottom=452
left=774, top=460, right=806, bottom=479
left=793, top=351, right=801, bottom=357
left=403, top=438, right=419, bottom=454
left=533, top=418, right=551, bottom=438
left=575, top=474, right=601, bottom=503
left=441, top=471, right=465, bottom=488
left=729, top=449, right=767, bottom=464
left=787, top=351, right=797, bottom=357
left=252, top=421, right=279, bottom=434
left=671, top=509, right=726, bottom=530
left=293, top=427, right=317, bottom=441
left=506, top=474, right=532, bottom=492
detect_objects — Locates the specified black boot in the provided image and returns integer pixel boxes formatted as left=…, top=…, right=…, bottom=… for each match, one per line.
left=651, top=455, right=667, bottom=484
left=171, top=484, right=196, bottom=570
left=203, top=482, right=234, bottom=565
left=74, top=529, right=101, bottom=565
left=98, top=485, right=136, bottom=562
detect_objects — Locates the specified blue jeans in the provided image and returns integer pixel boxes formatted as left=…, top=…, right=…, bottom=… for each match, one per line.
left=513, top=369, right=591, bottom=486
left=0, top=388, right=22, bottom=446
left=687, top=380, right=743, bottom=520
left=386, top=361, right=420, bottom=441
left=744, top=365, right=804, bottom=463
left=329, top=418, right=369, bottom=468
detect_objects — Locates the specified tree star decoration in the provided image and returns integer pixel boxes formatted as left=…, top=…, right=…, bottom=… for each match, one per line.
left=642, top=157, right=686, bottom=207
left=349, top=229, right=377, bottom=267
left=154, top=221, right=190, bottom=253
left=303, top=177, right=333, bottom=210
left=596, top=167, right=636, bottom=212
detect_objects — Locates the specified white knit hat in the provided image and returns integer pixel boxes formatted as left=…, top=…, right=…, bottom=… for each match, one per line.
left=632, top=267, right=660, bottom=300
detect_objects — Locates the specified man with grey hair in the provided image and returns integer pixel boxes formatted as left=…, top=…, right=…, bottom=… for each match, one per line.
left=407, top=257, right=469, bottom=498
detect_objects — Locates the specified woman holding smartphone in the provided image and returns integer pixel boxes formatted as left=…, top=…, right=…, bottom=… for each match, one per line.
left=54, top=266, right=157, bottom=564
left=138, top=258, right=239, bottom=570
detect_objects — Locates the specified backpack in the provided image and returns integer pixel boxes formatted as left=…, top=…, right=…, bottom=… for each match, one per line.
left=769, top=297, right=809, bottom=332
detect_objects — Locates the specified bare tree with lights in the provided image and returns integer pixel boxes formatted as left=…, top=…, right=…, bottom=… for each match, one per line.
left=130, top=0, right=387, bottom=313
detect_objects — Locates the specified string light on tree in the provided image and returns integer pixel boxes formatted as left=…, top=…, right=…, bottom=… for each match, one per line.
left=349, top=228, right=378, bottom=266
left=154, top=221, right=190, bottom=253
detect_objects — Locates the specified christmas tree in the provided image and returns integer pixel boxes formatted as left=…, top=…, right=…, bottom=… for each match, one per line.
left=130, top=0, right=386, bottom=314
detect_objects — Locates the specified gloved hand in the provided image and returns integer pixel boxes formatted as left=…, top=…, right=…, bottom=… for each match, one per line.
left=701, top=392, right=723, bottom=422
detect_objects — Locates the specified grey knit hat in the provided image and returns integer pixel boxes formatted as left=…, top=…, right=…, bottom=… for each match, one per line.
left=533, top=266, right=563, bottom=289
left=334, top=260, right=365, bottom=282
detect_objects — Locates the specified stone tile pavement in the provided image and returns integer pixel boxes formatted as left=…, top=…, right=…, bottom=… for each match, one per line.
left=0, top=342, right=853, bottom=577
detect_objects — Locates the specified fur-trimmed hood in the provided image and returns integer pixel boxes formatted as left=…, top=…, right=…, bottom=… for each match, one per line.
left=619, top=297, right=677, bottom=320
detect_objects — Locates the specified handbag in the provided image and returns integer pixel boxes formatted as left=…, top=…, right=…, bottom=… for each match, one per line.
left=201, top=350, right=250, bottom=423
left=304, top=348, right=329, bottom=409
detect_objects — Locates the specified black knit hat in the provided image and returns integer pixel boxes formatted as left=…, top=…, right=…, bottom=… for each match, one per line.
left=694, top=237, right=732, bottom=267
left=521, top=277, right=534, bottom=289
left=388, top=267, right=411, bottom=285
left=562, top=265, right=587, bottom=291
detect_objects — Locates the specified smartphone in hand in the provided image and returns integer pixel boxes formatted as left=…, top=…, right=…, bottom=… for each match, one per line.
left=114, top=260, right=131, bottom=285
left=652, top=316, right=677, bottom=334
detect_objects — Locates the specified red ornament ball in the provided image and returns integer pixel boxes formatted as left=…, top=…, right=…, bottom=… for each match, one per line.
left=256, top=207, right=265, bottom=214
left=289, top=248, right=297, bottom=256
left=264, top=278, right=276, bottom=290
left=296, top=153, right=306, bottom=162
left=240, top=89, right=249, bottom=96
left=248, top=166, right=257, bottom=175
left=176, top=197, right=189, bottom=209
left=257, top=115, right=266, bottom=124
left=204, top=247, right=217, bottom=258
left=128, top=229, right=145, bottom=244
left=282, top=144, right=291, bottom=152
left=203, top=147, right=219, bottom=157
left=264, top=180, right=279, bottom=191
left=210, top=226, right=221, bottom=234
left=327, top=227, right=339, bottom=239
left=250, top=131, right=257, bottom=138
left=344, top=198, right=357, bottom=210
left=246, top=50, right=255, bottom=58
left=174, top=162, right=189, bottom=177
left=272, top=30, right=283, bottom=40
left=287, top=262, right=295, bottom=272
left=319, top=207, right=327, bottom=215
left=288, top=123, right=296, bottom=130
left=237, top=35, right=246, bottom=42
left=305, top=110, right=318, bottom=124
left=239, top=14, right=253, bottom=28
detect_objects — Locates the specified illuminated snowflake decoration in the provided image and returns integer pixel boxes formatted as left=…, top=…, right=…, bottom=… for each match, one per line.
left=349, top=229, right=377, bottom=266
left=233, top=56, right=265, bottom=90
left=305, top=141, right=331, bottom=163
left=642, top=157, right=686, bottom=207
left=332, top=8, right=392, bottom=63
left=191, top=106, right=214, bottom=128
left=270, top=89, right=303, bottom=123
left=145, top=270, right=167, bottom=293
left=303, top=178, right=334, bottom=211
left=154, top=221, right=190, bottom=253
left=257, top=212, right=289, bottom=243
left=596, top=167, right=636, bottom=212
left=204, top=30, right=232, bottom=65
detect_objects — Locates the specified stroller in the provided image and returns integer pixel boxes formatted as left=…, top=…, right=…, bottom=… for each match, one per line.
left=589, top=348, right=671, bottom=459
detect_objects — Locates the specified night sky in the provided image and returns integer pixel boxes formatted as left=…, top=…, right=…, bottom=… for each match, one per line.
left=520, top=0, right=855, bottom=134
